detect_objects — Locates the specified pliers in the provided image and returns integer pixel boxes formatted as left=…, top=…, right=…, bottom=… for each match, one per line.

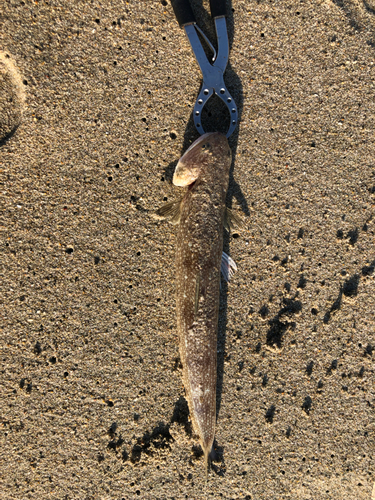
left=171, top=0, right=238, bottom=138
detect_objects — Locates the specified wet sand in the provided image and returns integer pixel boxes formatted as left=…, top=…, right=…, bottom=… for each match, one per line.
left=1, top=1, right=374, bottom=499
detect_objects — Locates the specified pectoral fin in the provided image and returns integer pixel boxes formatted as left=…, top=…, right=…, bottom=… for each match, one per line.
left=154, top=200, right=182, bottom=225
left=221, top=252, right=237, bottom=282
left=224, top=207, right=244, bottom=231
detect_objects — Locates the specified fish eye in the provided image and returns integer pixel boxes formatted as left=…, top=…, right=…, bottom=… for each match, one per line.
left=202, top=143, right=210, bottom=151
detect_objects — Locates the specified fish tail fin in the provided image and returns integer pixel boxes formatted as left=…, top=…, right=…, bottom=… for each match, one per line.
left=204, top=447, right=209, bottom=483
left=203, top=440, right=214, bottom=482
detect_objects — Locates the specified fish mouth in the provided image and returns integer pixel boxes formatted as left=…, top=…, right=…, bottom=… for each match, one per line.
left=173, top=132, right=226, bottom=187
left=180, top=133, right=217, bottom=160
left=173, top=169, right=199, bottom=187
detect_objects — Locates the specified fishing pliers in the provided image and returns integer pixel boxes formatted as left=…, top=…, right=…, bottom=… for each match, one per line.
left=171, top=0, right=238, bottom=138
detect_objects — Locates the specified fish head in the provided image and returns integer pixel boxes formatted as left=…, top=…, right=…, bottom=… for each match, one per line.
left=173, top=133, right=231, bottom=187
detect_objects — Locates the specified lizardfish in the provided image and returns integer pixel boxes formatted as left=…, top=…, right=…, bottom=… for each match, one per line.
left=156, top=132, right=240, bottom=471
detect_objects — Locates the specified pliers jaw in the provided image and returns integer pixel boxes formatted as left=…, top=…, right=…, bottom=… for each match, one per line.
left=171, top=1, right=238, bottom=138
left=193, top=76, right=238, bottom=139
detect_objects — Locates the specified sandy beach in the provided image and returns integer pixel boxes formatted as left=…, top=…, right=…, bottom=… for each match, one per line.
left=1, top=0, right=374, bottom=498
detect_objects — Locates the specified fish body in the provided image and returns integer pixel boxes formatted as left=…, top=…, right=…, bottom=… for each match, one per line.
left=173, top=132, right=232, bottom=466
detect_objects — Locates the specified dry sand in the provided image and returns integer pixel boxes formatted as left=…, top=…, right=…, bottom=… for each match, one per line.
left=1, top=0, right=374, bottom=499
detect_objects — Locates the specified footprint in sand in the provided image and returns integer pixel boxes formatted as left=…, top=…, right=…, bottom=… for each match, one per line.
left=0, top=51, right=26, bottom=143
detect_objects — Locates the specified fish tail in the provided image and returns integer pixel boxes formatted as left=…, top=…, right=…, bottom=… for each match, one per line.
left=203, top=441, right=212, bottom=482
left=204, top=447, right=209, bottom=481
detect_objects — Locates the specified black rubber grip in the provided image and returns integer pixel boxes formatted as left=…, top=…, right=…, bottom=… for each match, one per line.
left=171, top=0, right=196, bottom=27
left=210, top=0, right=227, bottom=18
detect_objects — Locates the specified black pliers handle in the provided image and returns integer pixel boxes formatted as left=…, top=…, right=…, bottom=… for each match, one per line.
left=171, top=0, right=238, bottom=138
left=172, top=0, right=227, bottom=26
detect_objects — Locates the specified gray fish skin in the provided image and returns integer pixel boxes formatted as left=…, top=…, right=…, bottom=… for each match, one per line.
left=174, top=132, right=232, bottom=466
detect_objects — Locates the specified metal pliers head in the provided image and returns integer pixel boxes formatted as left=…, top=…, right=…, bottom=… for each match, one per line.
left=171, top=0, right=238, bottom=138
